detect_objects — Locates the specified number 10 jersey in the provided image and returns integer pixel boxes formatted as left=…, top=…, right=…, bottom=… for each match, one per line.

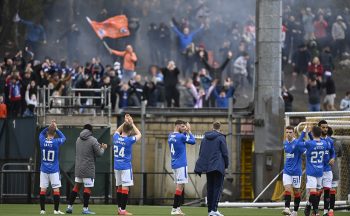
left=39, top=128, right=66, bottom=174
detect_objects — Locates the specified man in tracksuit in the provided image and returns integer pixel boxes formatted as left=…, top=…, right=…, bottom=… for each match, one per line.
left=195, top=122, right=229, bottom=216
left=66, top=124, right=107, bottom=214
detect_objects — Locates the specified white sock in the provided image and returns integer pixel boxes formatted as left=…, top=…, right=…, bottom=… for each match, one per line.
left=324, top=209, right=328, bottom=213
left=83, top=207, right=88, bottom=211
left=67, top=205, right=72, bottom=208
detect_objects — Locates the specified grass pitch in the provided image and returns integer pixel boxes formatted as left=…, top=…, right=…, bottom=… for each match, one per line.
left=0, top=204, right=349, bottom=215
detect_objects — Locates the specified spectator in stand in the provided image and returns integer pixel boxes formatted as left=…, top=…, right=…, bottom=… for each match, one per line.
left=107, top=69, right=120, bottom=112
left=0, top=95, right=7, bottom=118
left=56, top=23, right=80, bottom=62
left=118, top=83, right=131, bottom=109
left=308, top=57, right=324, bottom=81
left=8, top=74, right=22, bottom=117
left=171, top=20, right=203, bottom=76
left=128, top=74, right=144, bottom=106
left=314, top=13, right=328, bottom=49
left=302, top=8, right=315, bottom=41
left=23, top=84, right=37, bottom=117
left=319, top=46, right=335, bottom=72
left=161, top=61, right=180, bottom=107
left=282, top=86, right=294, bottom=112
left=289, top=44, right=311, bottom=94
left=285, top=16, right=304, bottom=57
left=307, top=76, right=321, bottom=112
left=207, top=79, right=235, bottom=108
left=143, top=79, right=158, bottom=107
left=339, top=91, right=350, bottom=111
left=200, top=51, right=232, bottom=83
left=14, top=14, right=47, bottom=58
left=0, top=67, right=6, bottom=96
left=322, top=71, right=336, bottom=111
left=148, top=23, right=159, bottom=65
left=148, top=65, right=165, bottom=107
left=233, top=52, right=249, bottom=98
left=332, top=16, right=347, bottom=57
left=158, top=23, right=171, bottom=65
left=108, top=45, right=138, bottom=83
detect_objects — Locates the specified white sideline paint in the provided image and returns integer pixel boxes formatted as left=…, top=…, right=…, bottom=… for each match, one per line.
left=218, top=201, right=349, bottom=208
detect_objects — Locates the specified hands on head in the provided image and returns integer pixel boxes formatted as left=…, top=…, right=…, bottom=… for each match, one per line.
left=50, top=119, right=57, bottom=130
left=125, top=114, right=134, bottom=125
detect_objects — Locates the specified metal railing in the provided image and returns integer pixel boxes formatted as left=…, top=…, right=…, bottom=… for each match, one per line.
left=0, top=163, right=33, bottom=203
left=36, top=87, right=111, bottom=118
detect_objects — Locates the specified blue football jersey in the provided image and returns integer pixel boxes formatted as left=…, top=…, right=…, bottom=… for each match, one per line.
left=304, top=139, right=328, bottom=177
left=39, top=128, right=66, bottom=174
left=283, top=131, right=306, bottom=176
left=168, top=132, right=196, bottom=169
left=321, top=136, right=335, bottom=172
left=113, top=132, right=137, bottom=170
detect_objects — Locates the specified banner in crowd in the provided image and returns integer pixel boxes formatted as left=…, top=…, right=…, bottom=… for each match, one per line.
left=86, top=15, right=130, bottom=39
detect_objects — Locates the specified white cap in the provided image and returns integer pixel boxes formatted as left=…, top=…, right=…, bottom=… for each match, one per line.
left=337, top=15, right=343, bottom=20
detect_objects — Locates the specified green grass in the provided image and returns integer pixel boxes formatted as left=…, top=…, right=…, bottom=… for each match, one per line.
left=0, top=204, right=349, bottom=216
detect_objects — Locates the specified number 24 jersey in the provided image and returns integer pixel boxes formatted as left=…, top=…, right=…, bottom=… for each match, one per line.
left=113, top=132, right=136, bottom=170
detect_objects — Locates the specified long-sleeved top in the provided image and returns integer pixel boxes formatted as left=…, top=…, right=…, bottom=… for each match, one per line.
left=20, top=19, right=46, bottom=42
left=292, top=50, right=311, bottom=71
left=172, top=25, right=202, bottom=52
left=39, top=128, right=66, bottom=173
left=0, top=103, right=7, bottom=118
left=332, top=21, right=347, bottom=40
left=307, top=81, right=321, bottom=105
left=161, top=67, right=180, bottom=87
left=233, top=56, right=248, bottom=76
left=314, top=20, right=328, bottom=39
left=194, top=130, right=228, bottom=175
left=75, top=129, right=105, bottom=178
left=212, top=87, right=235, bottom=108
left=110, top=49, right=137, bottom=71
left=202, top=58, right=230, bottom=81
left=340, top=97, right=350, bottom=110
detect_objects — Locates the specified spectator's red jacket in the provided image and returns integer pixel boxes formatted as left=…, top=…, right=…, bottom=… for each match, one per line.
left=0, top=103, right=7, bottom=118
left=308, top=63, right=324, bottom=77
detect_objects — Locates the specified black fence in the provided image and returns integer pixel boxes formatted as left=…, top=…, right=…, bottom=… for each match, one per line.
left=0, top=170, right=252, bottom=205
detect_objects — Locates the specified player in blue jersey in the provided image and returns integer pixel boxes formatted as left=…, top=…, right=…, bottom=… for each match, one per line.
left=302, top=126, right=329, bottom=216
left=113, top=114, right=141, bottom=215
left=39, top=120, right=66, bottom=215
left=282, top=126, right=306, bottom=216
left=168, top=120, right=195, bottom=215
left=318, top=120, right=335, bottom=216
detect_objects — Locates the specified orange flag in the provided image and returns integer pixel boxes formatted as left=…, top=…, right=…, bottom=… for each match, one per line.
left=86, top=15, right=130, bottom=39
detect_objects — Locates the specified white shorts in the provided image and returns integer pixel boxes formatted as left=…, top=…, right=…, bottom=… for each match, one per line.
left=322, top=171, right=333, bottom=188
left=332, top=180, right=339, bottom=188
left=75, top=177, right=95, bottom=187
left=306, top=175, right=322, bottom=189
left=172, top=166, right=188, bottom=184
left=40, top=171, right=61, bottom=189
left=283, top=174, right=301, bottom=188
left=323, top=94, right=336, bottom=105
left=114, top=169, right=134, bottom=187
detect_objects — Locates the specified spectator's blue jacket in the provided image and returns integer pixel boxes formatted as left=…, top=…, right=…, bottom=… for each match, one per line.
left=172, top=25, right=202, bottom=52
left=213, top=87, right=235, bottom=108
left=20, top=19, right=46, bottom=42
left=194, top=130, right=229, bottom=175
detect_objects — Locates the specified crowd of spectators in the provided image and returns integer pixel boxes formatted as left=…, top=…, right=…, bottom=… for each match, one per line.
left=282, top=1, right=350, bottom=112
left=1, top=0, right=350, bottom=119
